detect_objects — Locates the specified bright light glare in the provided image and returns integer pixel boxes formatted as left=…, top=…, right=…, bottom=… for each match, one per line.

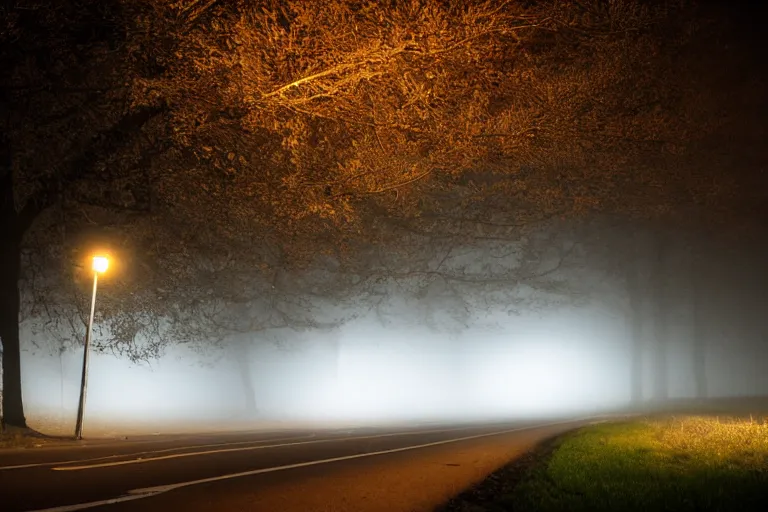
left=19, top=313, right=631, bottom=435
left=92, top=256, right=109, bottom=273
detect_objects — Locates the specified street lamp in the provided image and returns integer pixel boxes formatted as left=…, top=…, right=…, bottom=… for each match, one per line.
left=75, top=255, right=109, bottom=440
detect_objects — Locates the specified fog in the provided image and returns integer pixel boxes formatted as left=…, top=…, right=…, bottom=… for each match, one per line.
left=4, top=222, right=766, bottom=438
left=13, top=295, right=768, bottom=437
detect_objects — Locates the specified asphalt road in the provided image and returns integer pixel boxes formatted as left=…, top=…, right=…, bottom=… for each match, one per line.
left=0, top=417, right=596, bottom=512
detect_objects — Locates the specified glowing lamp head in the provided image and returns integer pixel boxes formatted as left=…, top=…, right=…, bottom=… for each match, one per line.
left=92, top=256, right=109, bottom=273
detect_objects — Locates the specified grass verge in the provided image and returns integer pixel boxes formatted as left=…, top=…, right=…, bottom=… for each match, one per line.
left=442, top=416, right=768, bottom=512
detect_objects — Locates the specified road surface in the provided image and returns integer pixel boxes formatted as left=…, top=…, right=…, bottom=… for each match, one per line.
left=0, top=417, right=595, bottom=512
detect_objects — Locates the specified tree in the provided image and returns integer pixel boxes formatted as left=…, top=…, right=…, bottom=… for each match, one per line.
left=625, top=228, right=651, bottom=405
left=651, top=230, right=671, bottom=402
left=131, top=1, right=727, bottom=233
left=4, top=0, right=763, bottom=428
left=0, top=0, right=278, bottom=429
left=0, top=1, right=164, bottom=429
left=690, top=236, right=708, bottom=400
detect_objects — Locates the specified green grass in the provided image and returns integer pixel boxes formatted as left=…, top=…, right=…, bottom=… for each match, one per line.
left=505, top=416, right=768, bottom=512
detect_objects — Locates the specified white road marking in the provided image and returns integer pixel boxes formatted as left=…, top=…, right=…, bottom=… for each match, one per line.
left=26, top=417, right=596, bottom=512
left=128, top=418, right=588, bottom=494
left=3, top=426, right=476, bottom=472
left=0, top=434, right=316, bottom=471
left=22, top=492, right=161, bottom=512
left=51, top=426, right=479, bottom=471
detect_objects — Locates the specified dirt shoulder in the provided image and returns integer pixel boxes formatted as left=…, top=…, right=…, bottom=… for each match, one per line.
left=437, top=433, right=562, bottom=512
left=0, top=427, right=71, bottom=449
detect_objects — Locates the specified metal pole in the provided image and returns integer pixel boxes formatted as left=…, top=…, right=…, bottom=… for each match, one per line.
left=75, top=272, right=98, bottom=440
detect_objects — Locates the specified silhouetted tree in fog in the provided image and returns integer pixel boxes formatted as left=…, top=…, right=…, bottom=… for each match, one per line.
left=3, top=0, right=766, bottom=428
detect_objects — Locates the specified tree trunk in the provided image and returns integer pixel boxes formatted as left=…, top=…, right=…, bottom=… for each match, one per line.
left=1, top=150, right=27, bottom=428
left=233, top=337, right=258, bottom=417
left=59, top=348, right=66, bottom=414
left=691, top=248, right=708, bottom=399
left=652, top=230, right=669, bottom=403
left=329, top=331, right=340, bottom=395
left=0, top=223, right=26, bottom=430
left=0, top=107, right=166, bottom=431
left=627, top=265, right=644, bottom=405
left=625, top=227, right=650, bottom=406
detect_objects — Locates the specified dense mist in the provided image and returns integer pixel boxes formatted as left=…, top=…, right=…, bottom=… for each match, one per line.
left=15, top=270, right=768, bottom=437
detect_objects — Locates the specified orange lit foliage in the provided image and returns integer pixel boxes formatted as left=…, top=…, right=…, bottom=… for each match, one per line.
left=9, top=0, right=754, bottom=341
left=126, top=0, right=736, bottom=262
left=2, top=1, right=761, bottom=427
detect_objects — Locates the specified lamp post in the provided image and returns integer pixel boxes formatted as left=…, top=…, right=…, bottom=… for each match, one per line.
left=75, top=255, right=109, bottom=440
